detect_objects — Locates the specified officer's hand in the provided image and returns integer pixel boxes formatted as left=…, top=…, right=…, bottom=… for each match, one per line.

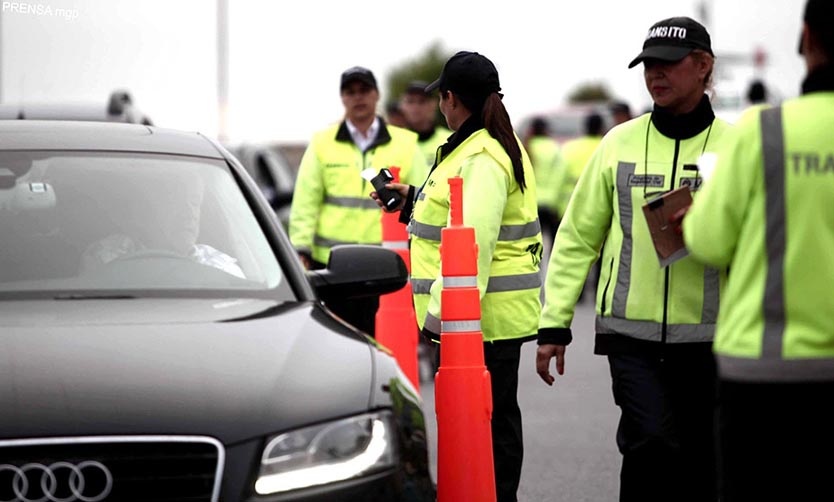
left=536, top=344, right=566, bottom=386
left=669, top=205, right=690, bottom=235
left=370, top=183, right=409, bottom=212
left=298, top=253, right=311, bottom=270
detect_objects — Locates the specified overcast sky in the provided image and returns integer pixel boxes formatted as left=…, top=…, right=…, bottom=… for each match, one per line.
left=0, top=0, right=806, bottom=144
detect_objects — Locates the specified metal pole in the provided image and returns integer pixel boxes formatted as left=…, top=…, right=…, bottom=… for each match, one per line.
left=217, top=0, right=228, bottom=142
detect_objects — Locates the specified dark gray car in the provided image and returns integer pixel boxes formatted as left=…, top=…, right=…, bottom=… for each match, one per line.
left=0, top=121, right=434, bottom=501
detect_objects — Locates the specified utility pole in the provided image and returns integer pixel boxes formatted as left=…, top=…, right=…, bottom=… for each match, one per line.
left=217, top=0, right=228, bottom=142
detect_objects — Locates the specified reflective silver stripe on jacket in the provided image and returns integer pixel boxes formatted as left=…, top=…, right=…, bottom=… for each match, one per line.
left=442, top=320, right=482, bottom=332
left=596, top=316, right=715, bottom=343
left=409, top=220, right=540, bottom=242
left=612, top=162, right=636, bottom=317
left=382, top=241, right=409, bottom=249
left=702, top=268, right=720, bottom=323
left=718, top=355, right=834, bottom=382
left=324, top=196, right=379, bottom=209
left=409, top=221, right=443, bottom=241
left=497, top=220, right=541, bottom=240
left=411, top=278, right=434, bottom=294
left=761, top=106, right=787, bottom=359
left=425, top=312, right=441, bottom=333
left=413, top=272, right=540, bottom=295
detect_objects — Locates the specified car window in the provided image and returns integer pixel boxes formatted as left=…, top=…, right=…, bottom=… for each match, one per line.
left=0, top=151, right=293, bottom=299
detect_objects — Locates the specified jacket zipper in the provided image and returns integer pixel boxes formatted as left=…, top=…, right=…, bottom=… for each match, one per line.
left=661, top=139, right=681, bottom=345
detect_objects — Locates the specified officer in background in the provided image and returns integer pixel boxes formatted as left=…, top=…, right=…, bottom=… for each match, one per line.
left=536, top=17, right=734, bottom=502
left=400, top=80, right=452, bottom=179
left=680, top=1, right=834, bottom=499
left=610, top=100, right=634, bottom=127
left=523, top=117, right=563, bottom=245
left=289, top=66, right=427, bottom=336
left=553, top=112, right=604, bottom=220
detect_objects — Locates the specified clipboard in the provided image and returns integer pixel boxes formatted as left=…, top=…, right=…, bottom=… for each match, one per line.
left=642, top=187, right=693, bottom=267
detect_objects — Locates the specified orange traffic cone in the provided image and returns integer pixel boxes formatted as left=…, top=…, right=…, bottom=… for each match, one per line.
left=375, top=167, right=420, bottom=391
left=435, top=176, right=496, bottom=502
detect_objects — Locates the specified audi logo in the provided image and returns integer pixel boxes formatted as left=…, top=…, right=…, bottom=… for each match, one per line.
left=0, top=461, right=112, bottom=502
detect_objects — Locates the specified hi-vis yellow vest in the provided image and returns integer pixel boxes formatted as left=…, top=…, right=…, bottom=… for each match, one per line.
left=409, top=129, right=542, bottom=342
left=685, top=94, right=834, bottom=382
left=540, top=113, right=734, bottom=344
left=289, top=121, right=426, bottom=264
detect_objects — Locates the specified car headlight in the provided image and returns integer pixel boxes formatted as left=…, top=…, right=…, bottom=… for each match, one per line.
left=254, top=411, right=399, bottom=495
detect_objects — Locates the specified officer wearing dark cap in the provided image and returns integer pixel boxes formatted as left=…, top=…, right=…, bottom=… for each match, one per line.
left=374, top=51, right=542, bottom=502
left=399, top=80, right=452, bottom=176
left=680, top=1, right=834, bottom=500
left=289, top=65, right=427, bottom=336
left=537, top=15, right=735, bottom=502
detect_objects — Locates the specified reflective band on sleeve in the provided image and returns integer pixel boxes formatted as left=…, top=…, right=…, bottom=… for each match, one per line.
left=324, top=196, right=380, bottom=209
left=442, top=320, right=482, bottom=333
left=612, top=162, right=637, bottom=318
left=424, top=313, right=441, bottom=333
left=761, top=106, right=787, bottom=359
left=409, top=220, right=443, bottom=241
left=411, top=278, right=434, bottom=294
left=382, top=241, right=409, bottom=249
left=486, top=272, right=541, bottom=292
left=497, top=220, right=541, bottom=241
left=443, top=275, right=477, bottom=288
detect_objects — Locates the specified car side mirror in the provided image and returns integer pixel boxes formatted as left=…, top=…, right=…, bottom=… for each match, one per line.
left=307, top=245, right=407, bottom=301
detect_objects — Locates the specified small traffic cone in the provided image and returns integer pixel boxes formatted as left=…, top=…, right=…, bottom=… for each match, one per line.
left=435, top=176, right=496, bottom=502
left=375, top=166, right=420, bottom=391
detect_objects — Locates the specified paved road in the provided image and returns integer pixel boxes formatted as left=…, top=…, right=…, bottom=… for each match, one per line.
left=419, top=300, right=621, bottom=501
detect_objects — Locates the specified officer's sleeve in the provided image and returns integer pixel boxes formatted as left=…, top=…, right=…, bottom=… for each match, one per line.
left=684, top=111, right=756, bottom=267
left=425, top=153, right=508, bottom=322
left=539, top=141, right=614, bottom=345
left=288, top=141, right=324, bottom=259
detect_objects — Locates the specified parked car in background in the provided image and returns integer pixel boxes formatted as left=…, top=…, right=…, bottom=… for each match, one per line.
left=0, top=120, right=434, bottom=501
left=224, top=142, right=296, bottom=228
left=516, top=103, right=615, bottom=144
left=0, top=89, right=153, bottom=125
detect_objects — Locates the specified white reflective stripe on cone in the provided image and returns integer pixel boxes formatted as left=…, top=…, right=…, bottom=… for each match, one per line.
left=442, top=320, right=481, bottom=332
left=382, top=241, right=409, bottom=249
left=443, top=275, right=477, bottom=288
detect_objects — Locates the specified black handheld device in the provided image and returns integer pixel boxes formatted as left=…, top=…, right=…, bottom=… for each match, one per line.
left=369, top=168, right=402, bottom=211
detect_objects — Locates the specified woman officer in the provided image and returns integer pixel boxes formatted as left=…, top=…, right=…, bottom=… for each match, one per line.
left=375, top=51, right=542, bottom=502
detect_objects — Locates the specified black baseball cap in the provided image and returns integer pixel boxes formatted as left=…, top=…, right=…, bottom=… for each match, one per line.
left=425, top=51, right=501, bottom=96
left=405, top=80, right=432, bottom=96
left=628, top=17, right=713, bottom=69
left=340, top=66, right=377, bottom=91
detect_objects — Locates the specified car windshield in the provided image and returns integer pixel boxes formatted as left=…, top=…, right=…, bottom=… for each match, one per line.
left=0, top=151, right=291, bottom=298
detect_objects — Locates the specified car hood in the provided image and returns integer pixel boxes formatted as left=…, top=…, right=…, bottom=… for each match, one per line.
left=0, top=298, right=377, bottom=444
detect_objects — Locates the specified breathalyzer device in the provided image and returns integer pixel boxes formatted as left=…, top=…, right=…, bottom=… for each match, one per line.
left=362, top=167, right=402, bottom=211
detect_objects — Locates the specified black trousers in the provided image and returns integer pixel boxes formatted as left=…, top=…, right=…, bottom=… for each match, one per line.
left=436, top=339, right=524, bottom=502
left=607, top=350, right=718, bottom=502
left=718, top=379, right=834, bottom=502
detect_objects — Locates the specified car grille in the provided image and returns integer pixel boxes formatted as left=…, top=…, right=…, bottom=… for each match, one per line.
left=0, top=436, right=223, bottom=502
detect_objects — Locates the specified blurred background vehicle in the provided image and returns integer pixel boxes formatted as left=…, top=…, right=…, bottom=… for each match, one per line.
left=0, top=120, right=434, bottom=501
left=224, top=142, right=297, bottom=229
left=0, top=89, right=153, bottom=125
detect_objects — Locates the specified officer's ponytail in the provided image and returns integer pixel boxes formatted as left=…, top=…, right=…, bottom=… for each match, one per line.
left=482, top=93, right=526, bottom=192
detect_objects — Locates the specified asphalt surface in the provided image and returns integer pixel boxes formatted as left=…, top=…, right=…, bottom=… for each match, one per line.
left=419, top=300, right=621, bottom=502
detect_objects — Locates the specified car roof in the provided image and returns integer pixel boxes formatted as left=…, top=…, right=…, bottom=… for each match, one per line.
left=0, top=120, right=224, bottom=159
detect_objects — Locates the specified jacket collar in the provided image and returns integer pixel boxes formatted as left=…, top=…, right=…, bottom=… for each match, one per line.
left=650, top=94, right=715, bottom=140
left=437, top=115, right=484, bottom=163
left=334, top=116, right=392, bottom=149
left=802, top=64, right=834, bottom=95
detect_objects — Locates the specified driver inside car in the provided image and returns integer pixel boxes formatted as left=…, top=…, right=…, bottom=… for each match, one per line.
left=80, top=173, right=245, bottom=279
